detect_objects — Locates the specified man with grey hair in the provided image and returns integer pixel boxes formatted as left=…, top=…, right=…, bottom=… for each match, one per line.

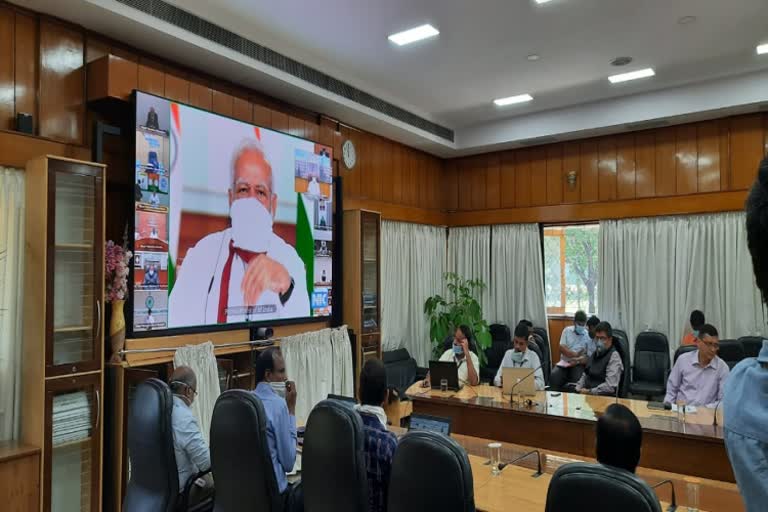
left=169, top=139, right=310, bottom=326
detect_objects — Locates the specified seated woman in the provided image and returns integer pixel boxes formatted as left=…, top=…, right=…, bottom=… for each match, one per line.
left=423, top=325, right=480, bottom=388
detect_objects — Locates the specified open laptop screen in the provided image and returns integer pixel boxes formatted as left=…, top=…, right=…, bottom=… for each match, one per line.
left=409, top=414, right=452, bottom=436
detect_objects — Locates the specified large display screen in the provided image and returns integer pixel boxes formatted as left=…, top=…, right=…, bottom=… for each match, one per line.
left=132, top=91, right=333, bottom=333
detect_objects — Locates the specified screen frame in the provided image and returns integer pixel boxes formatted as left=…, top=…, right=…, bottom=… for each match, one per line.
left=127, top=89, right=335, bottom=339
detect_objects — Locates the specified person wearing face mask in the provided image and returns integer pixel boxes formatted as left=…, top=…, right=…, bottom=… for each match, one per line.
left=664, top=323, right=729, bottom=408
left=169, top=366, right=214, bottom=506
left=575, top=321, right=624, bottom=396
left=253, top=347, right=303, bottom=511
left=168, top=139, right=310, bottom=327
left=681, top=310, right=705, bottom=346
left=493, top=323, right=545, bottom=390
left=422, top=325, right=480, bottom=388
left=549, top=310, right=592, bottom=391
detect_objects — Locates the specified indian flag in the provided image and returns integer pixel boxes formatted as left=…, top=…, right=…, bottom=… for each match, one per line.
left=167, top=102, right=182, bottom=294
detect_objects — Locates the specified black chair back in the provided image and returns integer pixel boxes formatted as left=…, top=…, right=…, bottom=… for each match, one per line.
left=388, top=431, right=475, bottom=512
left=530, top=333, right=551, bottom=383
left=633, top=331, right=670, bottom=384
left=612, top=332, right=631, bottom=398
left=383, top=348, right=418, bottom=396
left=673, top=344, right=697, bottom=364
left=489, top=324, right=511, bottom=344
left=717, top=339, right=745, bottom=369
left=210, top=390, right=282, bottom=512
left=738, top=336, right=764, bottom=358
left=123, top=378, right=179, bottom=512
left=545, top=462, right=661, bottom=512
left=527, top=340, right=544, bottom=365
left=303, top=400, right=368, bottom=512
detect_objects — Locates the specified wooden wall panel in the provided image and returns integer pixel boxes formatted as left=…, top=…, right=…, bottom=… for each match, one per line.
left=232, top=96, right=253, bottom=123
left=635, top=132, right=656, bottom=198
left=730, top=114, right=764, bottom=190
left=697, top=121, right=721, bottom=193
left=499, top=152, right=516, bottom=209
left=137, top=58, right=165, bottom=96
left=0, top=7, right=14, bottom=130
left=211, top=89, right=233, bottom=117
left=580, top=140, right=599, bottom=203
left=515, top=150, right=532, bottom=208
left=252, top=103, right=271, bottom=128
left=305, top=121, right=319, bottom=142
left=458, top=158, right=472, bottom=210
left=419, top=152, right=430, bottom=208
left=720, top=120, right=731, bottom=192
left=444, top=159, right=458, bottom=211
left=616, top=134, right=636, bottom=200
left=486, top=154, right=501, bottom=210
left=391, top=143, right=404, bottom=205
left=381, top=139, right=395, bottom=204
left=546, top=145, right=563, bottom=206
left=655, top=127, right=677, bottom=196
left=598, top=136, right=617, bottom=201
left=188, top=80, right=212, bottom=111
left=14, top=12, right=37, bottom=133
left=39, top=19, right=84, bottom=144
left=163, top=72, right=189, bottom=104
left=271, top=110, right=289, bottom=133
left=675, top=124, right=698, bottom=195
left=288, top=115, right=304, bottom=138
left=530, top=148, right=547, bottom=207
left=373, top=135, right=385, bottom=202
left=562, top=142, right=580, bottom=204
left=471, top=157, right=487, bottom=210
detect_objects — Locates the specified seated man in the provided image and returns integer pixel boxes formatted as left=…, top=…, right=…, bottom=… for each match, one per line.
left=596, top=403, right=642, bottom=473
left=493, top=323, right=545, bottom=390
left=169, top=366, right=213, bottom=506
left=681, top=310, right=705, bottom=346
left=549, top=310, right=592, bottom=391
left=424, top=325, right=480, bottom=388
left=575, top=321, right=624, bottom=396
left=664, top=324, right=729, bottom=408
left=253, top=348, right=303, bottom=510
left=355, top=359, right=398, bottom=512
left=587, top=315, right=600, bottom=345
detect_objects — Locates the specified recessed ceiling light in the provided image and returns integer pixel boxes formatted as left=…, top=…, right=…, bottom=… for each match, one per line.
left=608, top=68, right=655, bottom=84
left=527, top=54, right=541, bottom=61
left=494, top=94, right=534, bottom=106
left=678, top=16, right=697, bottom=25
left=758, top=44, right=768, bottom=55
left=388, top=24, right=439, bottom=46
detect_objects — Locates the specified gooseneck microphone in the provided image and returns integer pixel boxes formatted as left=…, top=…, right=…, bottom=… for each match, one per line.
left=712, top=400, right=722, bottom=427
left=501, top=449, right=543, bottom=477
left=651, top=479, right=677, bottom=511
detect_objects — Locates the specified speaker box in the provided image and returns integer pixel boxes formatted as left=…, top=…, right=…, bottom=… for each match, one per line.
left=16, top=112, right=33, bottom=134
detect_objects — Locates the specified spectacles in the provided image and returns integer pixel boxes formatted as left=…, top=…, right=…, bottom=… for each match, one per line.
left=595, top=335, right=609, bottom=342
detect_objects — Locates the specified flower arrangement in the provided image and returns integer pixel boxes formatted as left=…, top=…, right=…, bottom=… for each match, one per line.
left=105, top=240, right=132, bottom=303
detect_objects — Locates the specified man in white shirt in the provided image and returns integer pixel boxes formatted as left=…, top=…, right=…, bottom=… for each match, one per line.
left=170, top=366, right=213, bottom=506
left=169, top=139, right=310, bottom=327
left=494, top=323, right=545, bottom=390
left=550, top=310, right=592, bottom=391
left=431, top=325, right=480, bottom=388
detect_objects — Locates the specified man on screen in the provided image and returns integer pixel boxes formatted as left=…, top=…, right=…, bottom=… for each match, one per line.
left=169, top=139, right=310, bottom=326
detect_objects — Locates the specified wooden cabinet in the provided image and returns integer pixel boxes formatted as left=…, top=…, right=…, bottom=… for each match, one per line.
left=22, top=156, right=106, bottom=512
left=342, top=210, right=382, bottom=396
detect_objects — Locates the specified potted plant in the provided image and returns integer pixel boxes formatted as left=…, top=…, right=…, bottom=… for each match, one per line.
left=105, top=239, right=132, bottom=363
left=424, top=272, right=492, bottom=364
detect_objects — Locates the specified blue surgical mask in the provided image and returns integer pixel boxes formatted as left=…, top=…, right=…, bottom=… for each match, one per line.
left=453, top=345, right=464, bottom=355
left=575, top=326, right=586, bottom=336
left=596, top=340, right=607, bottom=353
left=510, top=351, right=524, bottom=364
left=693, top=330, right=700, bottom=338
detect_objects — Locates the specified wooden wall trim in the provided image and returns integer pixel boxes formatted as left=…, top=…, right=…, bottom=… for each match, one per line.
left=447, top=190, right=748, bottom=226
left=344, top=198, right=447, bottom=226
left=0, top=129, right=89, bottom=168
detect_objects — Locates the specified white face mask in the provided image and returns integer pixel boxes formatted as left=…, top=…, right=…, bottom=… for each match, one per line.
left=230, top=197, right=273, bottom=252
left=268, top=381, right=286, bottom=398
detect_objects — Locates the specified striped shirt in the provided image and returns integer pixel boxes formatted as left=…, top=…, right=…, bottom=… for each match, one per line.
left=358, top=409, right=398, bottom=512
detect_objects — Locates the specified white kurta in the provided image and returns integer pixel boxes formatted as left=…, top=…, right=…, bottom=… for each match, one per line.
left=169, top=228, right=310, bottom=327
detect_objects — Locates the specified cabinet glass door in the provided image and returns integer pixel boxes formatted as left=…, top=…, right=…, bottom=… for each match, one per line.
left=360, top=211, right=380, bottom=334
left=45, top=374, right=101, bottom=512
left=47, top=162, right=103, bottom=376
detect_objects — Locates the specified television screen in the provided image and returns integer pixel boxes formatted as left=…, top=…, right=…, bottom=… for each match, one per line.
left=132, top=91, right=334, bottom=334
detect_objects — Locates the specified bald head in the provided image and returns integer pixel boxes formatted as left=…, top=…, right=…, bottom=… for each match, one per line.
left=170, top=366, right=197, bottom=404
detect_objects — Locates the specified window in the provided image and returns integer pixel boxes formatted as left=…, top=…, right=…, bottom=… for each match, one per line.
left=543, top=224, right=599, bottom=315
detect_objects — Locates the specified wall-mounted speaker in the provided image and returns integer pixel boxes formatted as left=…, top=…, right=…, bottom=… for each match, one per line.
left=16, top=112, right=33, bottom=134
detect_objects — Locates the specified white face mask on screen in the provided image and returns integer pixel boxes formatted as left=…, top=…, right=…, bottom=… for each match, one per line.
left=230, top=197, right=273, bottom=253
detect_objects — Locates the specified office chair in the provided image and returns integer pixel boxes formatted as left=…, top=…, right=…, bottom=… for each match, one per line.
left=388, top=430, right=475, bottom=512
left=527, top=340, right=544, bottom=366
left=530, top=332, right=551, bottom=384
left=210, top=390, right=283, bottom=512
left=612, top=331, right=631, bottom=398
left=483, top=324, right=512, bottom=381
left=545, top=462, right=661, bottom=512
left=629, top=331, right=670, bottom=400
left=124, top=379, right=212, bottom=512
left=383, top=348, right=420, bottom=397
left=737, top=336, right=763, bottom=358
left=673, top=344, right=697, bottom=365
left=717, top=339, right=745, bottom=369
left=303, top=400, right=368, bottom=512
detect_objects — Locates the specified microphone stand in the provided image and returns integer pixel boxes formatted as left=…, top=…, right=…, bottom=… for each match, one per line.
left=500, top=449, right=542, bottom=478
left=712, top=400, right=722, bottom=427
left=509, top=364, right=542, bottom=407
left=651, top=479, right=678, bottom=511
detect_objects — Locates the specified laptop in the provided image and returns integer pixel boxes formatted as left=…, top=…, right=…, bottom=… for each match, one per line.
left=409, top=414, right=452, bottom=436
left=429, top=361, right=460, bottom=390
left=502, top=367, right=537, bottom=396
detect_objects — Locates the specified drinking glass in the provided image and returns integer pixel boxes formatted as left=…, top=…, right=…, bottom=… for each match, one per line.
left=676, top=400, right=687, bottom=423
left=488, top=442, right=502, bottom=476
left=686, top=480, right=700, bottom=511
left=440, top=378, right=448, bottom=392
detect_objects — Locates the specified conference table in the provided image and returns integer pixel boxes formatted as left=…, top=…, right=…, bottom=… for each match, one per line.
left=405, top=381, right=734, bottom=483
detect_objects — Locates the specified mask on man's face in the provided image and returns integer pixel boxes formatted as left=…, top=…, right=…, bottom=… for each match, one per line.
left=574, top=325, right=586, bottom=336
left=596, top=340, right=607, bottom=354
left=692, top=330, right=700, bottom=339
left=510, top=350, right=524, bottom=364
left=231, top=197, right=273, bottom=252
left=269, top=381, right=286, bottom=398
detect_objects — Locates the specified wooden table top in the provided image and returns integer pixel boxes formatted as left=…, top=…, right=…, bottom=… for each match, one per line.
left=406, top=381, right=724, bottom=441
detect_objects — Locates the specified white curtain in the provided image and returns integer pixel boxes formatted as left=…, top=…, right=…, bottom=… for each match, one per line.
left=281, top=327, right=353, bottom=426
left=381, top=221, right=446, bottom=365
left=447, top=226, right=492, bottom=317
left=173, top=341, right=221, bottom=444
left=489, top=224, right=548, bottom=330
left=0, top=167, right=24, bottom=441
left=599, top=212, right=764, bottom=355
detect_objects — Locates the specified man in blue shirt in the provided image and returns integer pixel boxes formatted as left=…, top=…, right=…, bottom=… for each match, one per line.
left=253, top=347, right=303, bottom=511
left=355, top=359, right=398, bottom=512
left=550, top=310, right=593, bottom=391
left=727, top=157, right=768, bottom=512
left=169, top=366, right=213, bottom=506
